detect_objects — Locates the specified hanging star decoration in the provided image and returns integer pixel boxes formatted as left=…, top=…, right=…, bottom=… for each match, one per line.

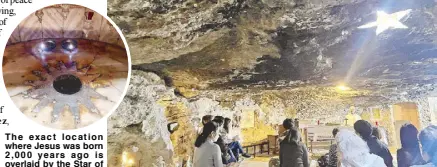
left=358, top=9, right=412, bottom=35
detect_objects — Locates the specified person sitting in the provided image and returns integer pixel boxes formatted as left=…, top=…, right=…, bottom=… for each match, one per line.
left=397, top=123, right=425, bottom=167
left=279, top=118, right=309, bottom=167
left=212, top=116, right=236, bottom=164
left=202, top=115, right=213, bottom=125
left=193, top=122, right=223, bottom=167
left=195, top=115, right=213, bottom=135
left=354, top=120, right=393, bottom=167
left=222, top=117, right=251, bottom=161
left=327, top=128, right=339, bottom=167
left=411, top=125, right=437, bottom=167
left=335, top=129, right=386, bottom=167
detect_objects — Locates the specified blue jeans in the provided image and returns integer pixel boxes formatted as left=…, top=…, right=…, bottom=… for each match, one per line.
left=228, top=141, right=244, bottom=161
left=225, top=149, right=237, bottom=164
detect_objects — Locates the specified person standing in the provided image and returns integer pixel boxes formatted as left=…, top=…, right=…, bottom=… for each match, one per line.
left=193, top=122, right=223, bottom=167
left=279, top=118, right=309, bottom=167
left=202, top=115, right=213, bottom=125
left=373, top=126, right=389, bottom=146
left=397, top=123, right=425, bottom=167
left=354, top=120, right=393, bottom=167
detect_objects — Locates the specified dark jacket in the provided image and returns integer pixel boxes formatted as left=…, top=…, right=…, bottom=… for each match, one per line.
left=354, top=120, right=393, bottom=167
left=367, top=136, right=394, bottom=167
left=215, top=137, right=230, bottom=164
left=279, top=129, right=309, bottom=167
left=397, top=148, right=425, bottom=167
left=397, top=123, right=425, bottom=167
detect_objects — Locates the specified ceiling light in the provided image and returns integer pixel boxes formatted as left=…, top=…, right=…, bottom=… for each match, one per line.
left=121, top=151, right=135, bottom=166
left=336, top=84, right=351, bottom=91
left=358, top=9, right=411, bottom=35
left=39, top=40, right=56, bottom=52
left=61, top=39, right=78, bottom=52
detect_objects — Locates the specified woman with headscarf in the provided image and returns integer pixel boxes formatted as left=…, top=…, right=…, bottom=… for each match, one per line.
left=335, top=129, right=386, bottom=167
left=193, top=121, right=223, bottom=167
left=279, top=118, right=309, bottom=167
left=397, top=123, right=425, bottom=167
left=412, top=125, right=437, bottom=167
left=354, top=120, right=393, bottom=167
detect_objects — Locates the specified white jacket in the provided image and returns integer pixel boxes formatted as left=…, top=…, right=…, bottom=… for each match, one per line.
left=340, top=153, right=386, bottom=167
left=336, top=129, right=387, bottom=167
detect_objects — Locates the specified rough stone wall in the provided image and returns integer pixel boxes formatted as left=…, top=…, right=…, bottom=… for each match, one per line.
left=235, top=97, right=281, bottom=144
left=108, top=70, right=436, bottom=166
left=108, top=70, right=175, bottom=167
left=108, top=70, right=354, bottom=166
left=379, top=107, right=396, bottom=148
left=199, top=87, right=363, bottom=122
left=428, top=97, right=437, bottom=124
left=415, top=97, right=432, bottom=128
left=164, top=102, right=196, bottom=166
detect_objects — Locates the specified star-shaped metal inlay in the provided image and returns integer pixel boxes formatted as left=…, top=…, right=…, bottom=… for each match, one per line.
left=24, top=61, right=109, bottom=125
left=358, top=9, right=412, bottom=35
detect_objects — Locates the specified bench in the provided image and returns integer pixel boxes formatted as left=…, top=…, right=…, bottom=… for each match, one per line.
left=305, top=125, right=355, bottom=153
left=242, top=141, right=269, bottom=157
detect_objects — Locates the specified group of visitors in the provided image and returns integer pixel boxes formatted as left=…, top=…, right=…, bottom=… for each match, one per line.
left=279, top=118, right=437, bottom=167
left=323, top=120, right=437, bottom=167
left=193, top=115, right=251, bottom=167
left=193, top=115, right=437, bottom=167
left=328, top=120, right=393, bottom=167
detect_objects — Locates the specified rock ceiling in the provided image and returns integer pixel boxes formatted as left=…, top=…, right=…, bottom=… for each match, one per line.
left=108, top=0, right=437, bottom=106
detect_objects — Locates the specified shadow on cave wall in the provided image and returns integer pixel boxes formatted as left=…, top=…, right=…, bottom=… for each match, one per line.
left=251, top=55, right=300, bottom=82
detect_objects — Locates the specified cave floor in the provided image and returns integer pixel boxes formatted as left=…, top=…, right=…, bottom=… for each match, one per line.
left=240, top=160, right=268, bottom=167
left=239, top=157, right=270, bottom=167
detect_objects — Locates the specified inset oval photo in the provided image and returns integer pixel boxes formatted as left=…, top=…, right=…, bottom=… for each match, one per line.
left=2, top=4, right=130, bottom=130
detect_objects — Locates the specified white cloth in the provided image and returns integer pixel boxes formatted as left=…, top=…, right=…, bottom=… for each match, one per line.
left=340, top=153, right=386, bottom=167
left=336, top=129, right=387, bottom=167
left=193, top=139, right=223, bottom=167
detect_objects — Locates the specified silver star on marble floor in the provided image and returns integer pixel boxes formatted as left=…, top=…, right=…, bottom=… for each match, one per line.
left=23, top=61, right=108, bottom=125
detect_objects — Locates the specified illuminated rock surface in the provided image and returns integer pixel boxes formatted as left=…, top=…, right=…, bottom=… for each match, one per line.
left=108, top=0, right=437, bottom=165
left=108, top=71, right=174, bottom=167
